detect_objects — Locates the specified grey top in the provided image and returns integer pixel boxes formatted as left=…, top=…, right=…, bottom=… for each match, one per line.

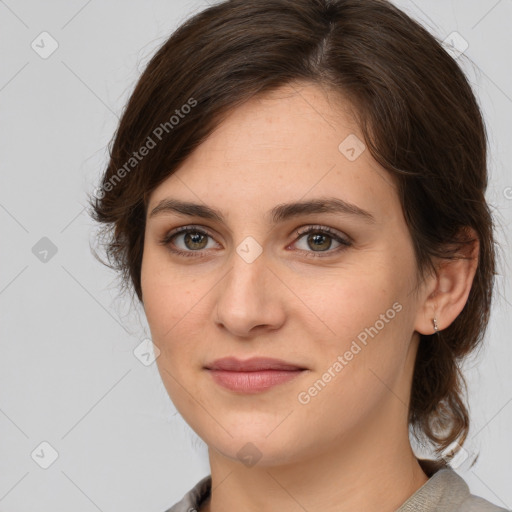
left=164, top=465, right=509, bottom=512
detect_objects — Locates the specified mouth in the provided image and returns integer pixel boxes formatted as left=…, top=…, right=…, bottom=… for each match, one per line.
left=204, top=357, right=308, bottom=394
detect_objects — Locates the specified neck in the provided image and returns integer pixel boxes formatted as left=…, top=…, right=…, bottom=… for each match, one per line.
left=204, top=400, right=429, bottom=512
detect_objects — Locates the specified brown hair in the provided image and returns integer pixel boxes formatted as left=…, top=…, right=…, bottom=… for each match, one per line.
left=88, top=0, right=496, bottom=459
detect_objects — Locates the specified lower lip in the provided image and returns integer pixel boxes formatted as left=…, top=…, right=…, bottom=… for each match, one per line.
left=206, top=369, right=305, bottom=393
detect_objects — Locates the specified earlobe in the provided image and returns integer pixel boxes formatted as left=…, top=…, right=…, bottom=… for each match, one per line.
left=414, top=230, right=479, bottom=336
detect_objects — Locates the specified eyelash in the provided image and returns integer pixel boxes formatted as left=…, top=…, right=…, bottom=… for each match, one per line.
left=158, top=225, right=352, bottom=259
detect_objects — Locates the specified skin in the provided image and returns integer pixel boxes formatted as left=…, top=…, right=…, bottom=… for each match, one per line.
left=140, top=82, right=478, bottom=512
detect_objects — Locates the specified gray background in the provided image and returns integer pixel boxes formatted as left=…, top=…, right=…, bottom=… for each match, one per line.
left=0, top=0, right=511, bottom=510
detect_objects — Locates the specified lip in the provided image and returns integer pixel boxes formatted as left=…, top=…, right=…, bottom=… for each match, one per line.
left=205, top=357, right=306, bottom=372
left=204, top=357, right=307, bottom=393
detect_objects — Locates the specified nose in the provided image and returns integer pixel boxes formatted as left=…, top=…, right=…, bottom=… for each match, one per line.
left=213, top=246, right=286, bottom=338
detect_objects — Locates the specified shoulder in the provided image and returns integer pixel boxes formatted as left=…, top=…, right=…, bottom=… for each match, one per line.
left=457, top=493, right=510, bottom=512
left=163, top=475, right=211, bottom=512
left=397, top=465, right=509, bottom=512
left=439, top=468, right=509, bottom=512
left=163, top=468, right=509, bottom=512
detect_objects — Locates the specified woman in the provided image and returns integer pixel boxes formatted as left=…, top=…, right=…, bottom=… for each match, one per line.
left=89, top=0, right=508, bottom=510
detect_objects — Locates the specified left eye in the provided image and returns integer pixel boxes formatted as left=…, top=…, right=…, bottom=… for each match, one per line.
left=292, top=226, right=352, bottom=254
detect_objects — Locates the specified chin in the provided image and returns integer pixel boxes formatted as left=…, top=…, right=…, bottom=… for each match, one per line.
left=210, top=436, right=304, bottom=468
left=191, top=416, right=314, bottom=468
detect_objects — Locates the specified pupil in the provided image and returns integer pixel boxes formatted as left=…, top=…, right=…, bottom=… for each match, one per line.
left=308, top=233, right=331, bottom=251
left=185, top=232, right=207, bottom=250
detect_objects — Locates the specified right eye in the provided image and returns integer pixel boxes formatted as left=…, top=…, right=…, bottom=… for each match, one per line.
left=159, top=226, right=221, bottom=258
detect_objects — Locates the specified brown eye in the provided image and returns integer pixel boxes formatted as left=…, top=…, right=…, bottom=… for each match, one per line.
left=293, top=225, right=352, bottom=257
left=183, top=231, right=209, bottom=250
left=159, top=226, right=220, bottom=258
left=305, top=232, right=332, bottom=251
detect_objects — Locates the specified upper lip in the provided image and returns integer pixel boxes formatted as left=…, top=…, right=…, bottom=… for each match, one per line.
left=205, top=357, right=306, bottom=372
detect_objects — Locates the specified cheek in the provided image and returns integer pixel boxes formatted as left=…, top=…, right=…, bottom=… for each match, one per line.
left=141, top=253, right=206, bottom=407
left=140, top=247, right=216, bottom=364
left=141, top=248, right=186, bottom=344
left=299, top=246, right=417, bottom=378
left=290, top=267, right=414, bottom=437
left=299, top=262, right=404, bottom=338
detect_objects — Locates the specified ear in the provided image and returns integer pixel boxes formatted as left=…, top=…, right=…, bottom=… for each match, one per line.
left=414, top=228, right=479, bottom=335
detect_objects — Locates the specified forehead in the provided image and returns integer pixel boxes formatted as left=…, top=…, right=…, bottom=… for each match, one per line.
left=202, top=82, right=361, bottom=158
left=148, top=82, right=397, bottom=221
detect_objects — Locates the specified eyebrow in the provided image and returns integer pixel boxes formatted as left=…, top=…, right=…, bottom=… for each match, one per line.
left=148, top=196, right=376, bottom=224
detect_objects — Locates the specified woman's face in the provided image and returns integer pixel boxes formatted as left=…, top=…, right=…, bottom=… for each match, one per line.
left=141, top=82, right=431, bottom=466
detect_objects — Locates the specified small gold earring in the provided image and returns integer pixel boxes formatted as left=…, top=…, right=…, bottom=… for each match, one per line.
left=432, top=317, right=439, bottom=333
